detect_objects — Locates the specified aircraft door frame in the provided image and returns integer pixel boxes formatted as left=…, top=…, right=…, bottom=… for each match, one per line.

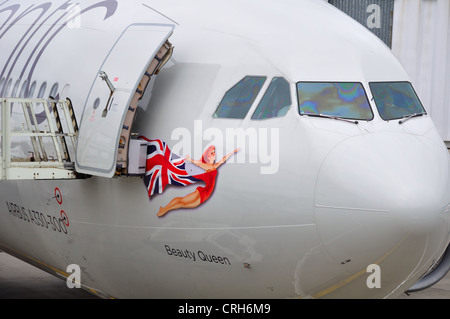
left=75, top=23, right=174, bottom=177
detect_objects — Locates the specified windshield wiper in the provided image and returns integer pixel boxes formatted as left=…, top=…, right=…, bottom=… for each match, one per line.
left=317, top=113, right=359, bottom=125
left=398, top=112, right=426, bottom=125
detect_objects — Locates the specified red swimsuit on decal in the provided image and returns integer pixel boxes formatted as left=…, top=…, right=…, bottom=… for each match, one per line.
left=194, top=169, right=217, bottom=204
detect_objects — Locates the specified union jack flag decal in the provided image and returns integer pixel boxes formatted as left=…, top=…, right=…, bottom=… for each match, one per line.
left=139, top=137, right=199, bottom=197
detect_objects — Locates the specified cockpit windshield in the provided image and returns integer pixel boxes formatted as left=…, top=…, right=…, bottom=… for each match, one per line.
left=297, top=82, right=373, bottom=121
left=369, top=82, right=426, bottom=121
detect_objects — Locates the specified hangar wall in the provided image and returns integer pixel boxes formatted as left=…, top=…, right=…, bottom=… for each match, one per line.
left=391, top=0, right=450, bottom=143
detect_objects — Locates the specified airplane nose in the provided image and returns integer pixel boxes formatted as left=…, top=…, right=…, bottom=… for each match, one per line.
left=314, top=131, right=450, bottom=270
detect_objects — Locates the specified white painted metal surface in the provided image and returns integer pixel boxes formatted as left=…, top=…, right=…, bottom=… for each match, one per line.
left=0, top=0, right=449, bottom=299
left=76, top=24, right=173, bottom=177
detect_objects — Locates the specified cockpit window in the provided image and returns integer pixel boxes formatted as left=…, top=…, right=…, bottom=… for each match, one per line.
left=214, top=76, right=266, bottom=119
left=251, top=77, right=291, bottom=120
left=369, top=82, right=426, bottom=121
left=297, top=82, right=373, bottom=121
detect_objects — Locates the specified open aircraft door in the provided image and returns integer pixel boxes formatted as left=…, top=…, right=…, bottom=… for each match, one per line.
left=75, top=24, right=174, bottom=178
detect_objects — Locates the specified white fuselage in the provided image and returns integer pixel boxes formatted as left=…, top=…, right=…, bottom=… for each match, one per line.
left=1, top=0, right=450, bottom=299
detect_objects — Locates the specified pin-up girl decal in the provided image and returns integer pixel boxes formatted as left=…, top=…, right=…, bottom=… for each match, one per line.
left=139, top=137, right=239, bottom=217
left=157, top=145, right=239, bottom=217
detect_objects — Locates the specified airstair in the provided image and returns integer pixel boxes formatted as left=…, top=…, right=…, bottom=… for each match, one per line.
left=1, top=26, right=175, bottom=180
left=0, top=97, right=78, bottom=180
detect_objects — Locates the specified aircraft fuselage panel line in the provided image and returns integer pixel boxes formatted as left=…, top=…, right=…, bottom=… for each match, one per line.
left=0, top=0, right=449, bottom=299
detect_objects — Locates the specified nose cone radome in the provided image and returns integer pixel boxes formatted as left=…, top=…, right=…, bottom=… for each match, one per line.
left=314, top=132, right=450, bottom=274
